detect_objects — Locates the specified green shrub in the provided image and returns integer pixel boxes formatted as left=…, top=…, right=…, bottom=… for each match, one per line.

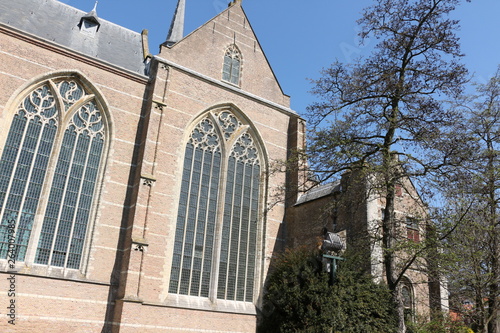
left=407, top=315, right=473, bottom=333
left=258, top=248, right=398, bottom=333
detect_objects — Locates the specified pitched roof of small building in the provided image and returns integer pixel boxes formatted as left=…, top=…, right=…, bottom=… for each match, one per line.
left=0, top=0, right=146, bottom=75
left=295, top=180, right=341, bottom=206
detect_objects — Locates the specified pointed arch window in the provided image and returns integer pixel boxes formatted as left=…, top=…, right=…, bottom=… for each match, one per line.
left=169, top=110, right=262, bottom=303
left=401, top=278, right=415, bottom=323
left=0, top=76, right=108, bottom=270
left=222, top=45, right=241, bottom=86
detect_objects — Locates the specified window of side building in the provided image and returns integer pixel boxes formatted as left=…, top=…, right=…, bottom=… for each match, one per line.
left=406, top=217, right=420, bottom=242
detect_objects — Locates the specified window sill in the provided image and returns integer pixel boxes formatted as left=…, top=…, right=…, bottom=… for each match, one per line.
left=0, top=260, right=111, bottom=286
left=141, top=294, right=257, bottom=315
left=221, top=79, right=241, bottom=88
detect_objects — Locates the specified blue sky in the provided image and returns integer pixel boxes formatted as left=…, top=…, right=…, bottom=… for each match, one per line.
left=65, top=0, right=499, bottom=116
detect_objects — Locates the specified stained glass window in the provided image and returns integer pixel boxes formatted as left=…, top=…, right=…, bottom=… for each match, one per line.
left=401, top=279, right=414, bottom=323
left=35, top=102, right=105, bottom=268
left=0, top=85, right=57, bottom=261
left=169, top=117, right=221, bottom=297
left=217, top=133, right=259, bottom=302
left=406, top=217, right=420, bottom=242
left=0, top=77, right=106, bottom=270
left=169, top=110, right=261, bottom=303
left=222, top=45, right=241, bottom=85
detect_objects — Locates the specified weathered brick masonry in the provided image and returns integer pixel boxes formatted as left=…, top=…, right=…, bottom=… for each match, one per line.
left=0, top=0, right=303, bottom=332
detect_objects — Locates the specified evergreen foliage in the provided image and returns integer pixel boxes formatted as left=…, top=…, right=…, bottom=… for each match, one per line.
left=258, top=248, right=398, bottom=333
left=406, top=315, right=473, bottom=333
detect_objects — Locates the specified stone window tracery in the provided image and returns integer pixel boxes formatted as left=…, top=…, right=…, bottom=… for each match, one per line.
left=401, top=278, right=415, bottom=323
left=0, top=76, right=108, bottom=271
left=169, top=109, right=262, bottom=303
left=222, top=45, right=241, bottom=85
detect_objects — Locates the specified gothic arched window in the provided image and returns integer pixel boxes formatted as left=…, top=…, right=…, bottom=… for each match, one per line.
left=401, top=278, right=415, bottom=323
left=0, top=75, right=108, bottom=270
left=169, top=109, right=262, bottom=303
left=222, top=45, right=241, bottom=85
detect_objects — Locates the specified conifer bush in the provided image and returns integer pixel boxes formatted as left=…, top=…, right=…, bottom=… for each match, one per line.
left=258, top=248, right=398, bottom=332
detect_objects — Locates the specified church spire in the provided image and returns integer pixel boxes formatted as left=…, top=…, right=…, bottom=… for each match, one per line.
left=164, top=0, right=185, bottom=47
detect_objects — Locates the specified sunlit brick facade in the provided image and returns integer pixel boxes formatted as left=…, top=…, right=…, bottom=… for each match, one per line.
left=0, top=1, right=304, bottom=332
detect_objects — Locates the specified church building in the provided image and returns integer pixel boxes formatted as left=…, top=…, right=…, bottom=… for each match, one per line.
left=0, top=0, right=305, bottom=331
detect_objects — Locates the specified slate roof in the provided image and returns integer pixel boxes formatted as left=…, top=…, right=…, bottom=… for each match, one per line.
left=295, top=180, right=341, bottom=206
left=0, top=0, right=146, bottom=75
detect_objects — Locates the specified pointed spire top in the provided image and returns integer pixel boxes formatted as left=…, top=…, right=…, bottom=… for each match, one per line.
left=85, top=1, right=99, bottom=18
left=229, top=0, right=242, bottom=7
left=164, top=0, right=186, bottom=47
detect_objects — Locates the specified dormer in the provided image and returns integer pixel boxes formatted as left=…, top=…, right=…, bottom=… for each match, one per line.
left=79, top=4, right=100, bottom=37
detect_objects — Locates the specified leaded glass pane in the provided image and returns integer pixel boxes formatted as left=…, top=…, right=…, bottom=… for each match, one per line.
left=170, top=112, right=260, bottom=303
left=0, top=85, right=57, bottom=261
left=222, top=45, right=241, bottom=85
left=169, top=117, right=221, bottom=297
left=402, top=284, right=412, bottom=308
left=35, top=101, right=105, bottom=269
left=218, top=133, right=260, bottom=302
left=230, top=59, right=240, bottom=85
left=246, top=164, right=259, bottom=302
left=222, top=57, right=232, bottom=82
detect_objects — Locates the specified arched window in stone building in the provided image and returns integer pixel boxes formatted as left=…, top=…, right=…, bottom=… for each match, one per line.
left=0, top=74, right=109, bottom=270
left=169, top=109, right=262, bottom=303
left=222, top=45, right=241, bottom=85
left=401, top=278, right=415, bottom=322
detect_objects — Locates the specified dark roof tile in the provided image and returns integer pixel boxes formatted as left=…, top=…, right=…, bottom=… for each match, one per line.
left=0, top=0, right=146, bottom=74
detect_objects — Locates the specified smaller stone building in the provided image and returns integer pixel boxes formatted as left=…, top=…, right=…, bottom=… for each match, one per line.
left=288, top=169, right=446, bottom=320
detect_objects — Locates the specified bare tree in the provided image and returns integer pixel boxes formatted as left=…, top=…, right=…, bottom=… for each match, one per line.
left=441, top=68, right=500, bottom=333
left=305, top=0, right=470, bottom=331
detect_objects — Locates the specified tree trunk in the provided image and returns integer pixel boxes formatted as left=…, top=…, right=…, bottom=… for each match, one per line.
left=394, top=288, right=407, bottom=333
left=488, top=230, right=499, bottom=333
left=487, top=138, right=500, bottom=333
